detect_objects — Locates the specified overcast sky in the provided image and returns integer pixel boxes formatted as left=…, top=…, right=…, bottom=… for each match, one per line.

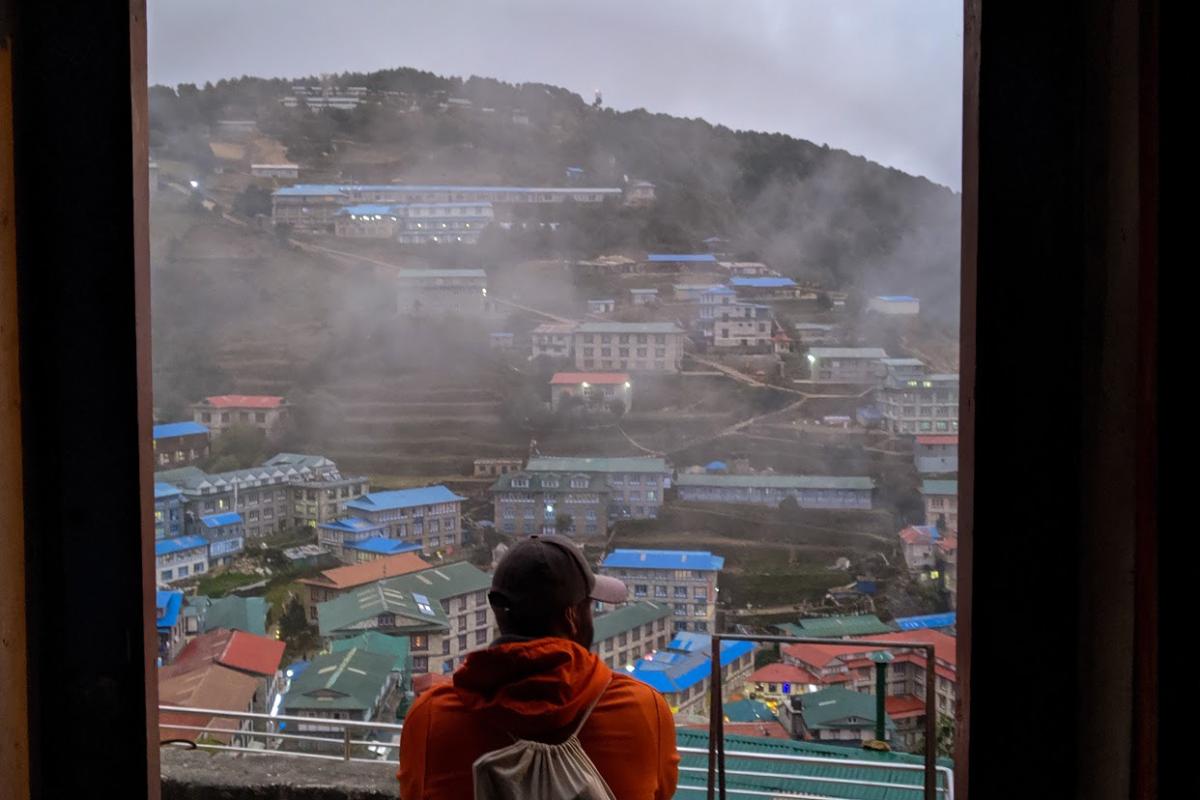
left=149, top=1, right=963, bottom=190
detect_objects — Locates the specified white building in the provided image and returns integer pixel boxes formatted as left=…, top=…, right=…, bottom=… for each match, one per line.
left=573, top=322, right=686, bottom=373
left=251, top=164, right=299, bottom=179
left=868, top=295, right=921, bottom=315
left=530, top=323, right=577, bottom=360
left=675, top=473, right=875, bottom=509
left=588, top=299, right=615, bottom=314
left=397, top=269, right=495, bottom=316
left=806, top=347, right=889, bottom=383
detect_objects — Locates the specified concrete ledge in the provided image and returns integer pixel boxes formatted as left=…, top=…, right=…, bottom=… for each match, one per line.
left=161, top=748, right=397, bottom=799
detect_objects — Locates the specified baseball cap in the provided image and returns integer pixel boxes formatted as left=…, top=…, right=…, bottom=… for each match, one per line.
left=489, top=534, right=627, bottom=613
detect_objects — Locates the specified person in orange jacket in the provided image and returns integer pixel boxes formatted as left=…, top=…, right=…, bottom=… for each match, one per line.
left=397, top=534, right=680, bottom=799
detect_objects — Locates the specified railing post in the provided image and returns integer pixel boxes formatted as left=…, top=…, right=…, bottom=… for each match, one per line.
left=343, top=726, right=352, bottom=762
left=924, top=644, right=937, bottom=800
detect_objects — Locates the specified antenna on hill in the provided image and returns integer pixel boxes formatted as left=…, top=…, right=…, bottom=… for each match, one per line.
left=592, top=89, right=603, bottom=109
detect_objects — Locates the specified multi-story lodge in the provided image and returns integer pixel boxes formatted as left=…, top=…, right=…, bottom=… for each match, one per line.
left=316, top=561, right=494, bottom=676
left=333, top=202, right=494, bottom=243
left=921, top=479, right=959, bottom=533
left=598, top=549, right=723, bottom=633
left=530, top=322, right=577, bottom=360
left=629, top=631, right=755, bottom=717
left=328, top=486, right=465, bottom=556
left=298, top=552, right=430, bottom=623
left=590, top=601, right=673, bottom=670
left=272, top=184, right=623, bottom=232
left=152, top=421, right=210, bottom=467
left=806, top=348, right=890, bottom=384
left=876, top=359, right=960, bottom=435
left=191, top=395, right=289, bottom=438
left=674, top=473, right=875, bottom=510
left=573, top=322, right=686, bottom=373
left=525, top=456, right=671, bottom=519
left=914, top=435, right=959, bottom=474
left=491, top=470, right=610, bottom=537
left=396, top=269, right=495, bottom=316
left=155, top=453, right=367, bottom=539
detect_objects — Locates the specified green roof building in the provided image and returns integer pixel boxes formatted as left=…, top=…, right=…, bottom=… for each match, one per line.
left=283, top=647, right=396, bottom=729
left=590, top=601, right=672, bottom=669
left=778, top=687, right=896, bottom=746
left=776, top=614, right=894, bottom=639
left=675, top=472, right=874, bottom=509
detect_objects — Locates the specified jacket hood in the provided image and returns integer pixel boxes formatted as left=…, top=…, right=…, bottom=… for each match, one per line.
left=452, top=637, right=612, bottom=738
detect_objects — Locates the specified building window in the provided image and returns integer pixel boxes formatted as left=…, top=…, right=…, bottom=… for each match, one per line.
left=475, top=629, right=488, bottom=645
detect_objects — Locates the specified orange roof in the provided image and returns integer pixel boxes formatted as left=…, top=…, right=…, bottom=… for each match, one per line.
left=748, top=662, right=819, bottom=685
left=170, top=629, right=284, bottom=677
left=781, top=641, right=869, bottom=669
left=550, top=372, right=631, bottom=385
left=299, top=552, right=430, bottom=591
left=159, top=710, right=242, bottom=745
left=885, top=695, right=927, bottom=719
left=937, top=534, right=959, bottom=554
left=915, top=435, right=958, bottom=445
left=200, top=395, right=284, bottom=408
left=855, top=629, right=958, bottom=669
left=898, top=526, right=936, bottom=545
left=159, top=661, right=259, bottom=739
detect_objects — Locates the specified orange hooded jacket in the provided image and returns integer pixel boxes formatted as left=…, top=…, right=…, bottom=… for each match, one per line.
left=397, top=637, right=679, bottom=799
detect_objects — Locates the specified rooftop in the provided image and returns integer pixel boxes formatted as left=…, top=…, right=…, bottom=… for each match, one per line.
left=396, top=269, right=487, bottom=279
left=199, top=512, right=243, bottom=528
left=646, top=253, right=718, bottom=262
left=197, top=395, right=285, bottom=409
left=171, top=628, right=284, bottom=677
left=344, top=537, right=423, bottom=556
left=345, top=486, right=465, bottom=513
left=575, top=322, right=684, bottom=334
left=730, top=277, right=798, bottom=288
left=797, top=687, right=896, bottom=731
left=155, top=536, right=209, bottom=557
left=159, top=663, right=260, bottom=744
left=920, top=479, right=959, bottom=496
left=202, top=596, right=269, bottom=637
left=491, top=470, right=608, bottom=494
left=874, top=295, right=919, bottom=302
left=153, top=421, right=210, bottom=439
left=777, top=614, right=894, bottom=638
left=274, top=183, right=623, bottom=196
left=550, top=372, right=631, bottom=385
left=318, top=517, right=383, bottom=533
left=525, top=455, right=670, bottom=474
left=318, top=562, right=491, bottom=637
left=284, top=648, right=394, bottom=712
left=748, top=662, right=821, bottom=685
left=329, top=631, right=410, bottom=673
left=892, top=612, right=957, bottom=631
left=915, top=435, right=959, bottom=446
left=299, top=552, right=431, bottom=591
left=724, top=698, right=777, bottom=723
left=808, top=347, right=890, bottom=359
left=629, top=631, right=754, bottom=694
left=154, top=482, right=182, bottom=499
left=675, top=473, right=875, bottom=491
left=591, top=601, right=672, bottom=644
left=156, top=590, right=184, bottom=629
left=601, top=549, right=725, bottom=571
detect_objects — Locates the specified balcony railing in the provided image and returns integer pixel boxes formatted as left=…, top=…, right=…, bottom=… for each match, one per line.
left=159, top=702, right=952, bottom=799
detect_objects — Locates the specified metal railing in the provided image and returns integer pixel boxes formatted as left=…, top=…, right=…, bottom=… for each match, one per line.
left=707, top=633, right=945, bottom=800
left=160, top=702, right=951, bottom=799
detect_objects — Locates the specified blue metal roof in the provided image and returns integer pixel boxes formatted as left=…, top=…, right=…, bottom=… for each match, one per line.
left=337, top=204, right=399, bottom=216
left=200, top=512, right=243, bottom=528
left=344, top=537, right=423, bottom=555
left=274, top=184, right=622, bottom=196
left=892, top=611, right=957, bottom=631
left=705, top=461, right=728, bottom=471
left=602, top=549, right=725, bottom=571
left=730, top=277, right=798, bottom=288
left=318, top=517, right=382, bottom=533
left=346, top=486, right=465, bottom=513
left=154, top=482, right=182, bottom=499
left=153, top=421, right=209, bottom=439
left=629, top=632, right=754, bottom=693
left=156, top=536, right=209, bottom=557
left=156, top=590, right=184, bottom=629
left=702, top=286, right=737, bottom=296
left=646, top=253, right=717, bottom=262
left=876, top=295, right=918, bottom=302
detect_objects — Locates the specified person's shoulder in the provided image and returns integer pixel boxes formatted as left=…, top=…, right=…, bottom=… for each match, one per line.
left=606, top=671, right=667, bottom=707
left=408, top=683, right=462, bottom=718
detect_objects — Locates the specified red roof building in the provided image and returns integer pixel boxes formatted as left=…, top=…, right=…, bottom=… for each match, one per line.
left=549, top=372, right=631, bottom=385
left=198, top=395, right=285, bottom=408
left=192, top=395, right=289, bottom=436
left=170, top=628, right=285, bottom=678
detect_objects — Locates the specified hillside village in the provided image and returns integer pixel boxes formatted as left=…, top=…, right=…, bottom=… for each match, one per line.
left=147, top=69, right=961, bottom=765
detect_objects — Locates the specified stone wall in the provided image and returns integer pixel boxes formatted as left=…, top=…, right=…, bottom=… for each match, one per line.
left=161, top=748, right=397, bottom=800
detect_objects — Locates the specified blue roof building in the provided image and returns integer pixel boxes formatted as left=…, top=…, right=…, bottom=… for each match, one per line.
left=155, top=536, right=210, bottom=587
left=343, top=536, right=423, bottom=560
left=599, top=550, right=725, bottom=634
left=892, top=611, right=957, bottom=631
left=730, top=276, right=799, bottom=290
left=325, top=486, right=464, bottom=563
left=646, top=253, right=718, bottom=263
left=154, top=482, right=183, bottom=540
left=153, top=421, right=210, bottom=439
left=152, top=421, right=210, bottom=468
left=628, top=631, right=755, bottom=716
left=199, top=512, right=245, bottom=563
left=156, top=590, right=186, bottom=662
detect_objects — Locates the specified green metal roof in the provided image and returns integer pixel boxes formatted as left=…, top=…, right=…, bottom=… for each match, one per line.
left=675, top=729, right=951, bottom=800
left=317, top=561, right=491, bottom=638
left=330, top=631, right=410, bottom=673
left=490, top=470, right=609, bottom=494
left=525, top=456, right=670, bottom=474
left=777, top=615, right=894, bottom=638
left=796, top=687, right=896, bottom=732
left=283, top=647, right=394, bottom=712
left=920, top=479, right=958, bottom=496
left=591, top=601, right=671, bottom=644
left=675, top=473, right=875, bottom=490
left=723, top=698, right=777, bottom=723
left=201, top=596, right=268, bottom=637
